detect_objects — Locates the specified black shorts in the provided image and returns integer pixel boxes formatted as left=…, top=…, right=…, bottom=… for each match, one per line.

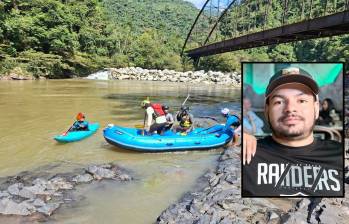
left=149, top=123, right=166, bottom=134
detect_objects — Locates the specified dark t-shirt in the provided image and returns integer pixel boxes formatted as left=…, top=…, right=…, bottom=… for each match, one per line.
left=243, top=136, right=343, bottom=197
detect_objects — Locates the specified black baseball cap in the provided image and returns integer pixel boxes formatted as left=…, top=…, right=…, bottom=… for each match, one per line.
left=265, top=67, right=319, bottom=99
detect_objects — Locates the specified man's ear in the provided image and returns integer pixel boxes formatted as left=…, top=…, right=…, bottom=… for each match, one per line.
left=315, top=100, right=319, bottom=119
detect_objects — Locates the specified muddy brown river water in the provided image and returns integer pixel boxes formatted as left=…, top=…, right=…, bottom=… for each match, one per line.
left=0, top=79, right=240, bottom=223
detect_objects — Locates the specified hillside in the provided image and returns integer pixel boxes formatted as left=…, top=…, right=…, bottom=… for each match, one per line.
left=0, top=0, right=199, bottom=79
left=103, top=0, right=198, bottom=38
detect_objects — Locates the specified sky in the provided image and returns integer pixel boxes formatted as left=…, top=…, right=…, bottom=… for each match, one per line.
left=184, top=1, right=230, bottom=9
left=184, top=0, right=206, bottom=9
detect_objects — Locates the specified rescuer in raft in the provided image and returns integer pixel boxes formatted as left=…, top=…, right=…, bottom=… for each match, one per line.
left=141, top=99, right=167, bottom=135
left=218, top=108, right=240, bottom=143
left=174, top=106, right=194, bottom=134
left=162, top=105, right=174, bottom=132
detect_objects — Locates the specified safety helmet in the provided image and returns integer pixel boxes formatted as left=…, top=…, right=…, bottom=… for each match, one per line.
left=221, top=108, right=230, bottom=115
left=141, top=99, right=150, bottom=107
left=162, top=105, right=169, bottom=110
left=76, top=112, right=85, bottom=121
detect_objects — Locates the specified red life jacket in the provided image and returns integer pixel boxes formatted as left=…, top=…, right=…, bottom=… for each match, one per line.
left=151, top=103, right=165, bottom=118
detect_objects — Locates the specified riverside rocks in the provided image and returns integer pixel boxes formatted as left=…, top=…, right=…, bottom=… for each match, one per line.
left=0, top=163, right=132, bottom=220
left=156, top=146, right=349, bottom=224
left=0, top=67, right=38, bottom=80
left=86, top=67, right=241, bottom=86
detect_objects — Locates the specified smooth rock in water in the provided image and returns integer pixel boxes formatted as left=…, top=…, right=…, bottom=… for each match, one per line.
left=87, top=165, right=116, bottom=179
left=296, top=199, right=309, bottom=210
left=48, top=177, right=74, bottom=190
left=0, top=191, right=10, bottom=198
left=0, top=198, right=35, bottom=216
left=37, top=202, right=60, bottom=216
left=7, top=183, right=23, bottom=196
left=219, top=217, right=234, bottom=224
left=23, top=184, right=47, bottom=195
left=268, top=211, right=280, bottom=222
left=18, top=188, right=35, bottom=199
left=33, top=198, right=46, bottom=207
left=209, top=173, right=222, bottom=187
left=72, top=173, right=94, bottom=183
left=225, top=174, right=237, bottom=184
left=32, top=178, right=48, bottom=187
left=118, top=174, right=132, bottom=181
left=196, top=214, right=210, bottom=224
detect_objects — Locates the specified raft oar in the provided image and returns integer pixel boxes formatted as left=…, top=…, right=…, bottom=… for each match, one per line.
left=196, top=125, right=227, bottom=135
left=181, top=94, right=190, bottom=106
left=141, top=111, right=146, bottom=136
left=198, top=116, right=219, bottom=122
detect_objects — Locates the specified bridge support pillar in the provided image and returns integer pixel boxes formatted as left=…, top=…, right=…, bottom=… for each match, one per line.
left=193, top=57, right=200, bottom=69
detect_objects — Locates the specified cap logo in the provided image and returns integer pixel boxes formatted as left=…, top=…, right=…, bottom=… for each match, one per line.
left=282, top=67, right=300, bottom=75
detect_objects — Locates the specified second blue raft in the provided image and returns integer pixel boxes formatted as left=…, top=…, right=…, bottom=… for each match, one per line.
left=103, top=124, right=234, bottom=152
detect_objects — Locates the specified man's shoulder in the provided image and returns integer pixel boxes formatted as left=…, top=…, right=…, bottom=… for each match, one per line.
left=314, top=139, right=342, bottom=152
left=317, top=138, right=341, bottom=146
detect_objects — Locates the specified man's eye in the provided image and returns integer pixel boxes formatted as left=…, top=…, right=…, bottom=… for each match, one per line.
left=299, top=99, right=307, bottom=103
left=273, top=100, right=282, bottom=105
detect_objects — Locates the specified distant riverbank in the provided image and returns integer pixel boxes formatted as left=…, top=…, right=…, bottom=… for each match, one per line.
left=86, top=67, right=241, bottom=86
left=1, top=67, right=241, bottom=87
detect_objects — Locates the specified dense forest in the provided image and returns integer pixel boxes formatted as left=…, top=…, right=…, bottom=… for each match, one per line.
left=0, top=0, right=347, bottom=78
left=0, top=0, right=197, bottom=78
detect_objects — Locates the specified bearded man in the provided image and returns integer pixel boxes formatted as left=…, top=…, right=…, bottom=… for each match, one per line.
left=242, top=67, right=343, bottom=197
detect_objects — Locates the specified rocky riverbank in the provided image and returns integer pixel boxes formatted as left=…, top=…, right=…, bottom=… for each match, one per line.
left=1, top=66, right=241, bottom=85
left=156, top=146, right=349, bottom=223
left=0, top=67, right=39, bottom=80
left=86, top=67, right=241, bottom=86
left=0, top=163, right=132, bottom=222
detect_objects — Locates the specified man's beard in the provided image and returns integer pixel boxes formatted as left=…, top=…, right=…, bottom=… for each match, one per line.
left=268, top=113, right=316, bottom=140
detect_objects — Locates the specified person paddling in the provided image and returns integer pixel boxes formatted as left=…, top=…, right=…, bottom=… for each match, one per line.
left=70, top=112, right=89, bottom=132
left=174, top=106, right=194, bottom=134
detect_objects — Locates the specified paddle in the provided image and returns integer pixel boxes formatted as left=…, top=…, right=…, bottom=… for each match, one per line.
left=195, top=125, right=228, bottom=135
left=195, top=125, right=216, bottom=134
left=62, top=123, right=75, bottom=136
left=181, top=94, right=190, bottom=107
left=198, top=116, right=219, bottom=122
left=135, top=124, right=144, bottom=129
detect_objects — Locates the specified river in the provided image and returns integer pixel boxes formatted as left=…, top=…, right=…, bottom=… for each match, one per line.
left=0, top=79, right=240, bottom=223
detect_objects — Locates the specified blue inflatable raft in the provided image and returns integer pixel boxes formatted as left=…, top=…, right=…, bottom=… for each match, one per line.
left=103, top=124, right=233, bottom=152
left=54, top=123, right=100, bottom=143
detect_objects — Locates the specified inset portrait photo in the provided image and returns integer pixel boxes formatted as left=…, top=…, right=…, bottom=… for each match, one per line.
left=242, top=62, right=344, bottom=197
